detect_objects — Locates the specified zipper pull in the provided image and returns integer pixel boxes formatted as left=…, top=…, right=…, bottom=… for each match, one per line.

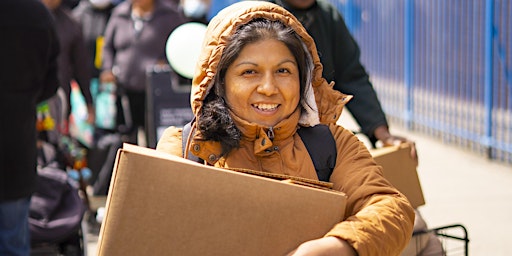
left=267, top=127, right=275, bottom=141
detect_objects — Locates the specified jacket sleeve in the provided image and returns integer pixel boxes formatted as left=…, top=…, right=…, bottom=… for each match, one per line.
left=70, top=20, right=93, bottom=105
left=155, top=126, right=184, bottom=157
left=101, top=16, right=116, bottom=72
left=325, top=124, right=414, bottom=256
left=38, top=17, right=61, bottom=103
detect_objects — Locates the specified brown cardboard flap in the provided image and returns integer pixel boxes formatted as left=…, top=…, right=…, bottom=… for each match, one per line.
left=226, top=167, right=335, bottom=189
left=370, top=143, right=425, bottom=208
left=97, top=144, right=347, bottom=256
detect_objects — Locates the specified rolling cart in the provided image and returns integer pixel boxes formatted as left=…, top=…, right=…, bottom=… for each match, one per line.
left=412, top=223, right=469, bottom=256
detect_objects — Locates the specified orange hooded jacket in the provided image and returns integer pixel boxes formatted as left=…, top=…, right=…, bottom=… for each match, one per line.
left=157, top=2, right=414, bottom=255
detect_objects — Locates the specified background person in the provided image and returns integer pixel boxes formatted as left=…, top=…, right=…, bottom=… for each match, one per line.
left=100, top=0, right=186, bottom=145
left=41, top=0, right=95, bottom=135
left=0, top=0, right=60, bottom=254
left=269, top=0, right=417, bottom=161
left=73, top=0, right=117, bottom=83
left=157, top=2, right=414, bottom=255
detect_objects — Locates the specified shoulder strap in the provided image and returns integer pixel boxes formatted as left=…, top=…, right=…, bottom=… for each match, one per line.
left=182, top=122, right=337, bottom=182
left=182, top=121, right=203, bottom=163
left=297, top=125, right=337, bottom=182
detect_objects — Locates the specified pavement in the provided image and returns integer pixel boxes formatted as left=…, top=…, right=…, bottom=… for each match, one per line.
left=84, top=111, right=512, bottom=255
left=396, top=125, right=512, bottom=256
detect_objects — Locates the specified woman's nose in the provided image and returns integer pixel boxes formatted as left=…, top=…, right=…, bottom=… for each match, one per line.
left=257, top=73, right=278, bottom=96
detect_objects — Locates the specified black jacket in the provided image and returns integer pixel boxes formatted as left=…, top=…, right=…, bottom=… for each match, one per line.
left=271, top=0, right=388, bottom=144
left=52, top=6, right=93, bottom=106
left=73, top=1, right=115, bottom=78
left=0, top=0, right=60, bottom=201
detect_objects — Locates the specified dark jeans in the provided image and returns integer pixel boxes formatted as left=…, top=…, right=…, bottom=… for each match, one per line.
left=0, top=197, right=31, bottom=256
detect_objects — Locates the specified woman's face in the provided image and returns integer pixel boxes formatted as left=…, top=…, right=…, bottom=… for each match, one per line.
left=224, top=39, right=300, bottom=127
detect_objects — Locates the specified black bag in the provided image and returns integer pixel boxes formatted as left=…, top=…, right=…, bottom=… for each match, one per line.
left=29, top=165, right=87, bottom=243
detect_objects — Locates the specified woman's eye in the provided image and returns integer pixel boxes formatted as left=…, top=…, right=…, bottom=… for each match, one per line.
left=277, top=68, right=290, bottom=73
left=242, top=69, right=256, bottom=75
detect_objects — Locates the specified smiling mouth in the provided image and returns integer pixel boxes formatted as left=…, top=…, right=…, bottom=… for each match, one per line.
left=252, top=103, right=279, bottom=112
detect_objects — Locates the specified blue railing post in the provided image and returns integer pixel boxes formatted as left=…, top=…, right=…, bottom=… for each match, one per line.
left=483, top=0, right=495, bottom=158
left=404, top=0, right=414, bottom=129
left=344, top=0, right=354, bottom=33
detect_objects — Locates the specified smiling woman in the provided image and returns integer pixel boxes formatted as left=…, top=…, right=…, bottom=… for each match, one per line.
left=156, top=1, right=414, bottom=255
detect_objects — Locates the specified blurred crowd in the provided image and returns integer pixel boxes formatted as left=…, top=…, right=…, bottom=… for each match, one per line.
left=1, top=0, right=208, bottom=255
left=47, top=0, right=210, bottom=146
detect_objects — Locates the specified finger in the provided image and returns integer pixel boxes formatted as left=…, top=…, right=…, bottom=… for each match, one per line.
left=409, top=143, right=419, bottom=167
left=385, top=137, right=404, bottom=147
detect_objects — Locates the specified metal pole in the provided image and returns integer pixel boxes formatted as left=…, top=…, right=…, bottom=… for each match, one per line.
left=483, top=0, right=495, bottom=158
left=345, top=0, right=354, bottom=33
left=404, top=0, right=414, bottom=129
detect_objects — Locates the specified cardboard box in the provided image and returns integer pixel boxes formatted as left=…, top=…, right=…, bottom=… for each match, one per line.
left=97, top=144, right=347, bottom=256
left=370, top=143, right=425, bottom=208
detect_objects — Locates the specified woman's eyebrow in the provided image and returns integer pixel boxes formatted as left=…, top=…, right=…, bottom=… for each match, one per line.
left=233, top=59, right=297, bottom=67
left=233, top=61, right=257, bottom=67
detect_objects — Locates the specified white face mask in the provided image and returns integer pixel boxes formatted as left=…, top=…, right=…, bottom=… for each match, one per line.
left=182, top=0, right=208, bottom=19
left=90, top=0, right=111, bottom=9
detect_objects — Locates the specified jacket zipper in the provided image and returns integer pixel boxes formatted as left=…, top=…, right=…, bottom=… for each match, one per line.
left=267, top=127, right=275, bottom=141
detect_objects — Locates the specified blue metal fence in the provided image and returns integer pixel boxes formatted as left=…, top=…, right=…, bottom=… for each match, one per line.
left=332, top=0, right=512, bottom=164
left=208, top=0, right=512, bottom=165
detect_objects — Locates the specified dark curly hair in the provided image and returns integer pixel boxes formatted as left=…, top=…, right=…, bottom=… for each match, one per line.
left=197, top=18, right=311, bottom=156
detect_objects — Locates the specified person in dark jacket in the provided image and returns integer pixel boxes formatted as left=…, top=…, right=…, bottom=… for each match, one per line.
left=269, top=0, right=417, bottom=160
left=42, top=0, right=95, bottom=128
left=100, top=0, right=186, bottom=145
left=73, top=0, right=117, bottom=80
left=0, top=0, right=60, bottom=254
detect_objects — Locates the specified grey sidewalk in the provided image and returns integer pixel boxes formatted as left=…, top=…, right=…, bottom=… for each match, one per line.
left=395, top=125, right=512, bottom=256
left=85, top=112, right=512, bottom=255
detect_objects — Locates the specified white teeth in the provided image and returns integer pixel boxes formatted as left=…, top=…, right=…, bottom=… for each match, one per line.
left=253, top=104, right=278, bottom=111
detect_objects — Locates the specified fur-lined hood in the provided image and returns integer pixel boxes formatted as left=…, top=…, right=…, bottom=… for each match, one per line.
left=190, top=1, right=351, bottom=126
